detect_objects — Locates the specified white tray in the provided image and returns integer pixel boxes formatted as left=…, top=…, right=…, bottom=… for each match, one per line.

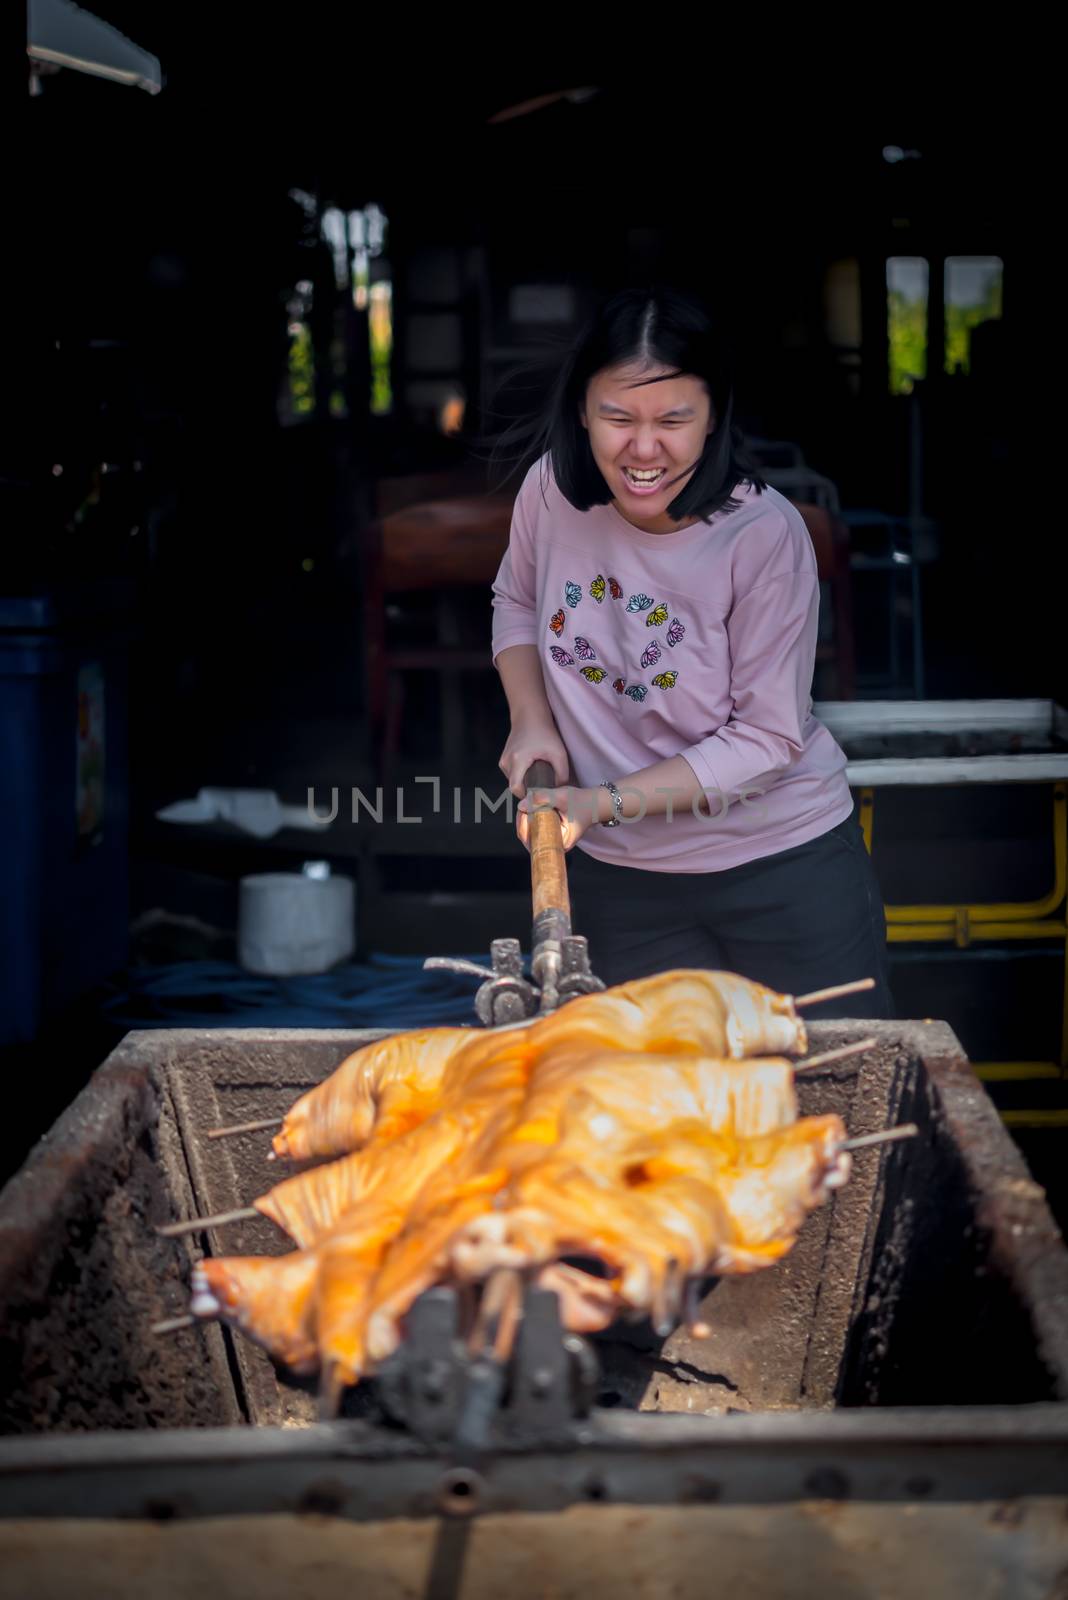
left=813, top=700, right=1068, bottom=786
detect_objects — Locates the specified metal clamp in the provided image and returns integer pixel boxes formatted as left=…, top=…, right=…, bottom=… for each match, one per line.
left=425, top=939, right=539, bottom=1026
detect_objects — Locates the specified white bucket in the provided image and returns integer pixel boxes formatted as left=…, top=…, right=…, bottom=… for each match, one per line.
left=238, top=862, right=355, bottom=976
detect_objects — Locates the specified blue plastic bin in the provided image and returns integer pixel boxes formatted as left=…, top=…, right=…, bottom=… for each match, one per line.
left=0, top=586, right=131, bottom=1045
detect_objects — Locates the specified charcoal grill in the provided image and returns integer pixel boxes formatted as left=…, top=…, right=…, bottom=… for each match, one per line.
left=1, top=1020, right=1067, bottom=1597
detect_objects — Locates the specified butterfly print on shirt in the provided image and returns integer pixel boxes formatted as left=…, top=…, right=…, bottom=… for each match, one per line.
left=560, top=584, right=688, bottom=704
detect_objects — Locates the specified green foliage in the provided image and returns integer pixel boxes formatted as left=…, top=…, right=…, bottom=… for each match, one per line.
left=888, top=289, right=927, bottom=395
left=287, top=322, right=316, bottom=418
left=369, top=286, right=393, bottom=416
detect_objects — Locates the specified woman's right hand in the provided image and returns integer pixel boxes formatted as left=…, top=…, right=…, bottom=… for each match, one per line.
left=499, top=717, right=569, bottom=797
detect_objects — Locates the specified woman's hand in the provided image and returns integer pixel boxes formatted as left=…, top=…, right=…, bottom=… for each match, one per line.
left=498, top=717, right=570, bottom=798
left=516, top=785, right=602, bottom=852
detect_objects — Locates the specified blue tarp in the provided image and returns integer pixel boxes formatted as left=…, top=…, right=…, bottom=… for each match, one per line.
left=99, top=954, right=491, bottom=1031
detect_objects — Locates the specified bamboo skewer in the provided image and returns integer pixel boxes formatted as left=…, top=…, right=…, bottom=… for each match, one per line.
left=652, top=1258, right=684, bottom=1338
left=794, top=1038, right=877, bottom=1072
left=683, top=1277, right=711, bottom=1340
left=794, top=977, right=875, bottom=1008
left=839, top=1124, right=919, bottom=1153
left=151, top=1314, right=197, bottom=1335
left=206, top=1116, right=283, bottom=1141
left=470, top=1268, right=524, bottom=1365
left=157, top=1206, right=259, bottom=1238
left=318, top=1362, right=345, bottom=1423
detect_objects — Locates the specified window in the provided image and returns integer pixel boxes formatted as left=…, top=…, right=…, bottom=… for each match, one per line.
left=887, top=257, right=929, bottom=395
left=825, top=258, right=861, bottom=396
left=945, top=256, right=1003, bottom=376
left=350, top=205, right=393, bottom=415
left=368, top=280, right=393, bottom=416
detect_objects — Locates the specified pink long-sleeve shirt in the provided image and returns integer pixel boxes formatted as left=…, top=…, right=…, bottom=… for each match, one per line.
left=491, top=457, right=853, bottom=872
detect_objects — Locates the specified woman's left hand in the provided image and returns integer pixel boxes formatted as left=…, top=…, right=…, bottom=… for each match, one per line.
left=516, top=785, right=601, bottom=852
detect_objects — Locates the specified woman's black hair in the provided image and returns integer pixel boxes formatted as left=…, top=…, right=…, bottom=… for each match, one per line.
left=493, top=285, right=764, bottom=521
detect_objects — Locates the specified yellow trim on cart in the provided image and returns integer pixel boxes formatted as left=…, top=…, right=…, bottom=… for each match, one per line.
left=974, top=1062, right=1063, bottom=1082
left=859, top=781, right=1068, bottom=1076
left=871, top=783, right=1067, bottom=926
left=999, top=1109, right=1068, bottom=1129
left=888, top=920, right=1066, bottom=942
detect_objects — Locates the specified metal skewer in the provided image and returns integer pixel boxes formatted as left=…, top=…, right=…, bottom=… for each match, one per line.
left=157, top=1206, right=259, bottom=1238
left=794, top=977, right=875, bottom=1008
left=794, top=1037, right=877, bottom=1072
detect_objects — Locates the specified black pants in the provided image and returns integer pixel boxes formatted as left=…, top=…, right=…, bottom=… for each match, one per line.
left=568, top=810, right=895, bottom=1020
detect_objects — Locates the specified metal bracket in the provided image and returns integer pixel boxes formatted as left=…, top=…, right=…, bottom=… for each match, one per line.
left=425, top=935, right=603, bottom=1024
left=375, top=1284, right=597, bottom=1451
left=557, top=935, right=606, bottom=1003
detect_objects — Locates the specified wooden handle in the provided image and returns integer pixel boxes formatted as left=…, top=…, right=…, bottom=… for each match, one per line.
left=523, top=762, right=571, bottom=924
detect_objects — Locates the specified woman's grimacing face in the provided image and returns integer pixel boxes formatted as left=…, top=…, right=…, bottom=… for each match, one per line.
left=581, top=362, right=715, bottom=534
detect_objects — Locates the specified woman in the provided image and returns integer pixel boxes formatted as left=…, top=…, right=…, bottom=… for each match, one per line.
left=490, top=286, right=892, bottom=1017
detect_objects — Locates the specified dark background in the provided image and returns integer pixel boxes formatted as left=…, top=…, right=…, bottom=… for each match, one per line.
left=2, top=19, right=1063, bottom=1195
